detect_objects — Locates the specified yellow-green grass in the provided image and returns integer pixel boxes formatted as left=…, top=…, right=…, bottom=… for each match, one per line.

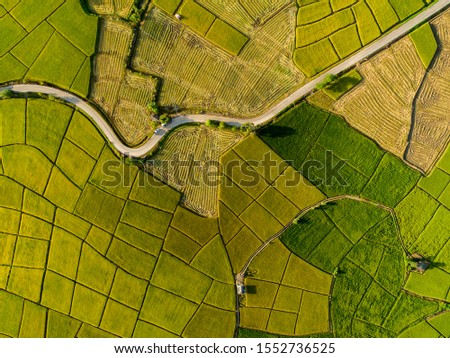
left=19, top=301, right=47, bottom=338
left=239, top=201, right=283, bottom=240
left=183, top=304, right=235, bottom=338
left=296, top=8, right=354, bottom=48
left=219, top=202, right=244, bottom=244
left=410, top=206, right=450, bottom=259
left=19, top=213, right=52, bottom=240
left=47, top=227, right=82, bottom=280
left=0, top=99, right=25, bottom=146
left=120, top=201, right=172, bottom=239
left=250, top=240, right=290, bottom=283
left=0, top=53, right=27, bottom=83
left=347, top=238, right=385, bottom=276
left=428, top=312, right=450, bottom=338
left=48, top=0, right=98, bottom=55
left=366, top=0, right=399, bottom=32
left=353, top=1, right=381, bottom=45
left=170, top=206, right=218, bottom=245
left=0, top=207, right=20, bottom=235
left=204, top=280, right=236, bottom=311
left=405, top=266, right=450, bottom=301
left=293, top=38, right=339, bottom=77
left=115, top=223, right=162, bottom=256
left=46, top=310, right=81, bottom=338
left=0, top=290, right=24, bottom=337
left=246, top=278, right=279, bottom=309
left=205, top=19, right=248, bottom=55
left=77, top=244, right=116, bottom=295
left=44, top=167, right=81, bottom=212
left=110, top=269, right=147, bottom=310
left=439, top=185, right=450, bottom=208
left=22, top=189, right=55, bottom=223
left=273, top=285, right=303, bottom=313
left=191, top=235, right=234, bottom=284
left=133, top=320, right=178, bottom=338
left=232, top=135, right=287, bottom=183
left=257, top=187, right=298, bottom=226
left=240, top=307, right=271, bottom=331
left=89, top=147, right=138, bottom=199
left=130, top=171, right=180, bottom=213
left=389, top=0, right=426, bottom=21
left=329, top=24, right=361, bottom=59
left=409, top=23, right=438, bottom=69
left=267, top=310, right=297, bottom=336
left=179, top=0, right=215, bottom=36
left=282, top=254, right=332, bottom=295
left=330, top=0, right=357, bottom=12
left=7, top=267, right=44, bottom=302
left=418, top=168, right=450, bottom=199
left=13, top=236, right=48, bottom=268
left=274, top=167, right=326, bottom=209
left=226, top=226, right=262, bottom=273
left=140, top=285, right=198, bottom=335
left=56, top=139, right=96, bottom=188
left=26, top=32, right=86, bottom=89
left=26, top=99, right=73, bottom=162
left=65, top=111, right=105, bottom=159
left=41, top=271, right=75, bottom=314
left=296, top=291, right=329, bottom=336
left=70, top=284, right=107, bottom=326
left=323, top=69, right=363, bottom=100
left=75, top=184, right=125, bottom=233
left=362, top=153, right=421, bottom=207
left=10, top=0, right=63, bottom=31
left=151, top=252, right=212, bottom=304
left=307, top=228, right=353, bottom=273
left=76, top=323, right=117, bottom=338
left=399, top=320, right=441, bottom=338
left=437, top=145, right=450, bottom=174
left=0, top=266, right=9, bottom=289
left=0, top=234, right=16, bottom=267
left=0, top=176, right=23, bottom=210
left=10, top=21, right=54, bottom=67
left=54, top=209, right=91, bottom=239
left=153, top=0, right=183, bottom=14
left=100, top=299, right=138, bottom=337
left=70, top=57, right=91, bottom=98
left=85, top=226, right=112, bottom=255
left=297, top=1, right=332, bottom=25
left=0, top=14, right=27, bottom=56
left=219, top=176, right=253, bottom=215
left=1, top=0, right=19, bottom=11
left=163, top=227, right=201, bottom=263
left=106, top=238, right=156, bottom=280
left=2, top=145, right=52, bottom=194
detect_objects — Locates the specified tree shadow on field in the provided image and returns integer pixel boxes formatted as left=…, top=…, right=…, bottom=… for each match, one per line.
left=327, top=76, right=361, bottom=94
left=246, top=286, right=257, bottom=294
left=259, top=126, right=296, bottom=138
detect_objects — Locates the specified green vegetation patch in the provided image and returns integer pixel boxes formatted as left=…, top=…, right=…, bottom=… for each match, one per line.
left=70, top=284, right=107, bottom=326
left=366, top=0, right=399, bottom=32
left=8, top=267, right=44, bottom=302
left=329, top=25, right=361, bottom=59
left=0, top=14, right=27, bottom=56
left=10, top=0, right=64, bottom=31
left=151, top=252, right=212, bottom=304
left=356, top=282, right=396, bottom=326
left=110, top=269, right=147, bottom=310
left=389, top=0, right=426, bottom=21
left=353, top=1, right=381, bottom=45
left=23, top=189, right=55, bottom=223
left=437, top=145, right=450, bottom=173
left=418, top=168, right=450, bottom=199
left=19, top=301, right=47, bottom=338
left=293, top=39, right=339, bottom=78
left=273, top=285, right=303, bottom=313
left=26, top=32, right=86, bottom=89
left=240, top=307, right=271, bottom=332
left=250, top=240, right=290, bottom=283
left=26, top=99, right=73, bottom=162
left=322, top=70, right=363, bottom=100
left=46, top=310, right=81, bottom=338
left=100, top=300, right=138, bottom=337
left=246, top=278, right=279, bottom=309
left=0, top=233, right=16, bottom=266
left=204, top=281, right=235, bottom=311
left=75, top=184, right=125, bottom=233
left=219, top=176, right=253, bottom=215
left=0, top=176, right=23, bottom=210
left=163, top=228, right=201, bottom=263
left=41, top=271, right=75, bottom=314
left=240, top=202, right=283, bottom=240
left=70, top=57, right=91, bottom=98
left=85, top=226, right=112, bottom=255
left=405, top=268, right=450, bottom=301
left=205, top=19, right=248, bottom=56
left=183, top=304, right=235, bottom=338
left=296, top=292, right=330, bottom=336
left=44, top=167, right=81, bottom=212
left=47, top=227, right=82, bottom=280
left=0, top=290, right=24, bottom=337
left=140, top=285, right=197, bottom=335
left=409, top=22, right=438, bottom=69
left=0, top=53, right=27, bottom=83
left=56, top=139, right=96, bottom=188
left=10, top=21, right=54, bottom=67
left=179, top=0, right=215, bottom=36
left=399, top=320, right=440, bottom=338
left=2, top=145, right=52, bottom=194
left=19, top=213, right=52, bottom=240
left=153, top=0, right=183, bottom=14
left=133, top=321, right=177, bottom=338
left=54, top=209, right=91, bottom=239
left=257, top=187, right=299, bottom=225
left=218, top=202, right=244, bottom=244
left=428, top=312, right=450, bottom=338
left=226, top=226, right=262, bottom=273
left=115, top=223, right=162, bottom=256
left=0, top=207, right=20, bottom=234
left=13, top=236, right=48, bottom=268
left=297, top=1, right=332, bottom=25
left=0, top=98, right=25, bottom=146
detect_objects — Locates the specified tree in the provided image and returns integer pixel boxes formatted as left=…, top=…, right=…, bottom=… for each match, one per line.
left=159, top=114, right=171, bottom=124
left=147, top=101, right=159, bottom=115
left=316, top=73, right=337, bottom=90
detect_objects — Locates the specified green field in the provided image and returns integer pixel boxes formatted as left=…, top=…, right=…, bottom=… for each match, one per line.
left=322, top=70, right=362, bottom=100
left=409, top=22, right=438, bottom=68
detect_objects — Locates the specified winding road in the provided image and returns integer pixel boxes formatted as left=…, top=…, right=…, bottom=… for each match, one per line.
left=1, top=0, right=449, bottom=157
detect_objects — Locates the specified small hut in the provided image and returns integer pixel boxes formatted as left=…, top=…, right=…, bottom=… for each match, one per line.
left=410, top=252, right=430, bottom=274
left=175, top=13, right=182, bottom=20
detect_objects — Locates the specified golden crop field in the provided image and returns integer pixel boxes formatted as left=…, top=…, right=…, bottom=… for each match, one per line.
left=146, top=126, right=243, bottom=217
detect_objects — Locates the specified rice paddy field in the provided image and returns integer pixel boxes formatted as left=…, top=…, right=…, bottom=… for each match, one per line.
left=294, top=0, right=435, bottom=77
left=0, top=0, right=97, bottom=97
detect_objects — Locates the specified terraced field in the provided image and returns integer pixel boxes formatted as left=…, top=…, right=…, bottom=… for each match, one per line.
left=0, top=0, right=97, bottom=97
left=294, top=0, right=435, bottom=76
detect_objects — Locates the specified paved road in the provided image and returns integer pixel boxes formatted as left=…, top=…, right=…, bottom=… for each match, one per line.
left=2, top=0, right=449, bottom=157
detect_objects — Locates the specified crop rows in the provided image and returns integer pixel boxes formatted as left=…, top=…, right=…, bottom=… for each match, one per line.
left=294, top=0, right=430, bottom=76
left=132, top=3, right=304, bottom=117
left=87, top=0, right=134, bottom=17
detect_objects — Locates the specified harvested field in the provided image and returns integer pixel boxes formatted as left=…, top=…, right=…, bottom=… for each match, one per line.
left=87, top=0, right=134, bottom=17
left=146, top=126, right=242, bottom=217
